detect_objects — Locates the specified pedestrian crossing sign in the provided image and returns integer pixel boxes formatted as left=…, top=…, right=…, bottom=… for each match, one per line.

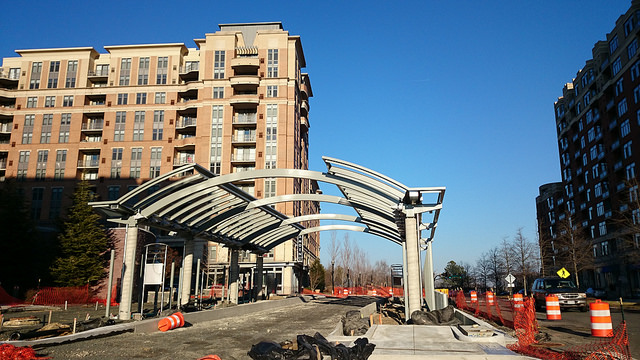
left=557, top=267, right=570, bottom=278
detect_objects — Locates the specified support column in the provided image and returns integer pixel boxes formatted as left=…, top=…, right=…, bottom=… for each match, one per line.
left=404, top=213, right=422, bottom=319
left=423, top=240, right=436, bottom=311
left=401, top=241, right=409, bottom=320
left=255, top=255, right=264, bottom=301
left=119, top=222, right=138, bottom=320
left=180, top=238, right=194, bottom=306
left=229, top=249, right=239, bottom=304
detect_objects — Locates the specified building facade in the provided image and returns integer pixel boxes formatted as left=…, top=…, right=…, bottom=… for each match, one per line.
left=0, top=22, right=319, bottom=295
left=541, top=1, right=640, bottom=297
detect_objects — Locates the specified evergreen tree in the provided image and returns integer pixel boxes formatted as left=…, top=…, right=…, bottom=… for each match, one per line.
left=50, top=180, right=111, bottom=286
left=308, top=258, right=326, bottom=291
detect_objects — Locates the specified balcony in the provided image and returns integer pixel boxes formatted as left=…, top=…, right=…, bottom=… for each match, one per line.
left=232, top=114, right=257, bottom=126
left=301, top=99, right=309, bottom=116
left=229, top=94, right=259, bottom=108
left=0, top=158, right=6, bottom=170
left=230, top=75, right=259, bottom=87
left=173, top=135, right=196, bottom=150
left=230, top=57, right=259, bottom=69
left=301, top=116, right=310, bottom=131
left=88, top=68, right=109, bottom=79
left=176, top=117, right=196, bottom=129
left=232, top=133, right=256, bottom=144
left=77, top=158, right=100, bottom=168
left=0, top=122, right=11, bottom=134
left=179, top=62, right=199, bottom=82
left=174, top=154, right=195, bottom=166
left=82, top=121, right=104, bottom=133
left=231, top=153, right=256, bottom=163
left=0, top=68, right=20, bottom=89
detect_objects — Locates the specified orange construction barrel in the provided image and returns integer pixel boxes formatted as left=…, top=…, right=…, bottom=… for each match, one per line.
left=545, top=295, right=561, bottom=320
left=372, top=288, right=377, bottom=296
left=513, top=293, right=524, bottom=311
left=486, top=291, right=494, bottom=305
left=590, top=299, right=613, bottom=337
left=158, top=312, right=185, bottom=332
left=343, top=288, right=348, bottom=296
left=470, top=291, right=478, bottom=303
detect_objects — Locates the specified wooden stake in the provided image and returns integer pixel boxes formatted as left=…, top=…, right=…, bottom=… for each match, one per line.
left=369, top=314, right=373, bottom=326
left=48, top=310, right=52, bottom=325
left=379, top=313, right=383, bottom=325
left=72, top=318, right=77, bottom=334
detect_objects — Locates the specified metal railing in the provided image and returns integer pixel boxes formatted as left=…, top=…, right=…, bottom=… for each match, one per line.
left=82, top=122, right=104, bottom=130
left=180, top=63, right=199, bottom=73
left=78, top=159, right=100, bottom=167
left=176, top=117, right=196, bottom=128
left=232, top=115, right=257, bottom=124
left=174, top=157, right=195, bottom=166
left=230, top=154, right=255, bottom=162
left=232, top=134, right=256, bottom=142
left=88, top=68, right=109, bottom=77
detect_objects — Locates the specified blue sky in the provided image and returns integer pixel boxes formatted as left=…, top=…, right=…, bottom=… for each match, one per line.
left=0, top=1, right=632, bottom=273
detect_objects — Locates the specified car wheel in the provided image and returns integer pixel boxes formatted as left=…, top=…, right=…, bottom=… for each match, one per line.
left=580, top=305, right=588, bottom=312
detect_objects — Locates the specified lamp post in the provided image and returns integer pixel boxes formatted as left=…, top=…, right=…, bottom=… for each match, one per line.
left=331, top=260, right=335, bottom=295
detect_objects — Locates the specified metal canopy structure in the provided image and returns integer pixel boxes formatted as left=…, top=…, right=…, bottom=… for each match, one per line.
left=91, top=156, right=445, bottom=319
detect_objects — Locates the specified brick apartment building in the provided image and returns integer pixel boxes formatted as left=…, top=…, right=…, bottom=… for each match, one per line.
left=538, top=1, right=640, bottom=297
left=0, top=22, right=319, bottom=295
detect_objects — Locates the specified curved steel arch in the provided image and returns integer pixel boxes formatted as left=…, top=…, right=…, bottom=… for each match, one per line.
left=91, top=157, right=445, bottom=254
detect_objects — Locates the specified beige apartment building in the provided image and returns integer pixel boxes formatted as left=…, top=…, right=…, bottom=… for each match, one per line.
left=0, top=22, right=319, bottom=295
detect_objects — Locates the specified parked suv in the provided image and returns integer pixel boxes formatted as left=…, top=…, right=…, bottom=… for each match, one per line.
left=531, top=277, right=588, bottom=312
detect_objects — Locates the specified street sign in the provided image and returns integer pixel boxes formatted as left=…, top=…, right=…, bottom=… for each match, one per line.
left=507, top=283, right=514, bottom=288
left=505, top=273, right=515, bottom=284
left=557, top=267, right=570, bottom=278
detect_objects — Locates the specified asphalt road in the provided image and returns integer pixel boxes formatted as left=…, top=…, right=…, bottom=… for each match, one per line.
left=31, top=297, right=373, bottom=360
left=535, top=308, right=639, bottom=359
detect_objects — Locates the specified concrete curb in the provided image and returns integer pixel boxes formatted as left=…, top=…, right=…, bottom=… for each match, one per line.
left=1, top=295, right=317, bottom=347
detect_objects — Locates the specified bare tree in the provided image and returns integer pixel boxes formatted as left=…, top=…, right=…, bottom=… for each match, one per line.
left=554, top=211, right=593, bottom=288
left=326, top=231, right=341, bottom=291
left=537, top=218, right=555, bottom=277
left=340, top=233, right=353, bottom=286
left=474, top=253, right=490, bottom=291
left=513, top=228, right=539, bottom=296
left=486, top=247, right=504, bottom=292
left=611, top=179, right=640, bottom=295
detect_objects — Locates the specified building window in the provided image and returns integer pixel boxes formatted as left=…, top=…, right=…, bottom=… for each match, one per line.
left=54, top=150, right=66, bottom=180
left=45, top=96, right=55, bottom=107
left=267, top=49, right=278, bottom=77
left=22, top=114, right=34, bottom=144
left=621, top=119, right=631, bottom=137
left=627, top=162, right=636, bottom=180
left=633, top=61, right=640, bottom=81
left=597, top=201, right=605, bottom=217
left=59, top=113, right=71, bottom=143
left=117, top=93, right=128, bottom=105
left=616, top=78, right=624, bottom=96
left=633, top=209, right=640, bottom=225
left=31, top=188, right=44, bottom=220
left=629, top=39, right=639, bottom=59
left=65, top=60, right=77, bottom=88
left=625, top=16, right=636, bottom=36
left=30, top=62, right=42, bottom=89
left=47, top=61, right=60, bottom=88
left=213, top=87, right=224, bottom=99
left=111, top=148, right=123, bottom=178
left=624, top=140, right=633, bottom=159
left=136, top=93, right=146, bottom=104
left=119, top=58, right=131, bottom=85
left=62, top=95, right=73, bottom=107
left=150, top=147, right=162, bottom=178
left=130, top=148, right=142, bottom=178
left=264, top=178, right=276, bottom=198
left=155, top=92, right=165, bottom=104
left=210, top=105, right=223, bottom=174
left=26, top=97, right=37, bottom=108
left=630, top=185, right=639, bottom=202
left=267, top=85, right=278, bottom=97
left=265, top=104, right=277, bottom=169
left=114, top=111, right=126, bottom=141
left=618, top=98, right=628, bottom=116
left=17, top=151, right=30, bottom=181
left=601, top=241, right=610, bottom=256
left=35, top=150, right=48, bottom=180
left=214, top=51, right=225, bottom=79
left=108, top=186, right=120, bottom=201
left=610, top=35, right=619, bottom=54
left=133, top=111, right=145, bottom=141
left=138, top=57, right=150, bottom=85
left=612, top=57, right=622, bottom=75
left=49, top=187, right=63, bottom=219
left=153, top=110, right=164, bottom=140
left=157, top=56, right=168, bottom=84
left=41, top=114, right=53, bottom=144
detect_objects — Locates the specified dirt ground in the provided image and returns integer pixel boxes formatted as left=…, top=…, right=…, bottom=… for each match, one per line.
left=10, top=297, right=374, bottom=360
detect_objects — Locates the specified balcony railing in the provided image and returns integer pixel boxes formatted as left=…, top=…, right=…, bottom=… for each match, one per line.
left=0, top=123, right=11, bottom=133
left=82, top=122, right=104, bottom=130
left=231, top=154, right=255, bottom=162
left=0, top=68, right=20, bottom=80
left=232, top=134, right=256, bottom=142
left=78, top=159, right=100, bottom=167
left=176, top=117, right=196, bottom=128
left=232, top=115, right=257, bottom=124
left=180, top=63, right=199, bottom=73
left=0, top=159, right=7, bottom=169
left=88, top=68, right=109, bottom=77
left=174, top=157, right=195, bottom=166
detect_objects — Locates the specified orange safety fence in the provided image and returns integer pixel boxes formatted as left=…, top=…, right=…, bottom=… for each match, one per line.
left=29, top=285, right=106, bottom=306
left=453, top=291, right=631, bottom=360
left=0, top=285, right=22, bottom=305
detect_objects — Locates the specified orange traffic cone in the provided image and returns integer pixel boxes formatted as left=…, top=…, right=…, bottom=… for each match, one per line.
left=590, top=300, right=613, bottom=337
left=158, top=312, right=185, bottom=332
left=545, top=295, right=561, bottom=320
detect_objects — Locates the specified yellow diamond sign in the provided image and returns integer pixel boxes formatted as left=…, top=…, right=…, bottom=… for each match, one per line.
left=557, top=267, right=570, bottom=279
